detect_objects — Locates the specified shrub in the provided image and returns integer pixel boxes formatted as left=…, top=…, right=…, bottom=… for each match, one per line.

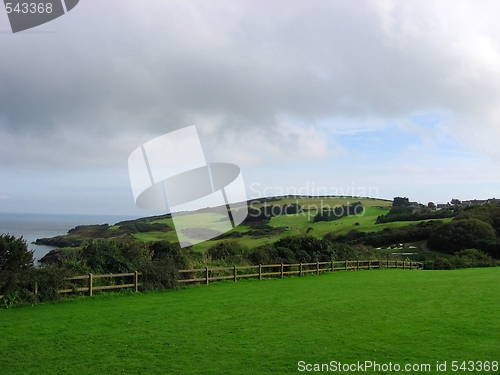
left=149, top=240, right=188, bottom=269
left=433, top=257, right=454, bottom=270
left=140, top=262, right=179, bottom=291
left=247, top=245, right=272, bottom=265
left=81, top=240, right=132, bottom=274
left=206, top=241, right=247, bottom=263
left=428, top=219, right=497, bottom=254
left=34, top=265, right=74, bottom=302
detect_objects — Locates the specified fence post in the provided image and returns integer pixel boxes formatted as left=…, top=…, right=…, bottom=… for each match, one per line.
left=299, top=263, right=303, bottom=277
left=89, top=273, right=93, bottom=297
left=280, top=263, right=284, bottom=279
left=34, top=281, right=38, bottom=297
left=259, top=264, right=262, bottom=280
left=331, top=260, right=334, bottom=272
left=134, top=271, right=138, bottom=292
left=205, top=267, right=209, bottom=285
left=233, top=265, right=237, bottom=282
left=316, top=261, right=320, bottom=275
left=368, top=259, right=371, bottom=270
left=387, top=258, right=389, bottom=268
left=357, top=260, right=359, bottom=270
left=345, top=260, right=348, bottom=270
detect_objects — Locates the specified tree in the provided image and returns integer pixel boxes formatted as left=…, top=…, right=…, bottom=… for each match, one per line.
left=428, top=202, right=436, bottom=209
left=0, top=234, right=35, bottom=306
left=392, top=197, right=410, bottom=207
left=451, top=198, right=461, bottom=205
left=427, top=218, right=496, bottom=254
left=0, top=234, right=34, bottom=273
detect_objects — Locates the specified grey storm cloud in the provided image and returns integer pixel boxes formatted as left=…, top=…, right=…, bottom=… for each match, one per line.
left=2, top=0, right=500, bottom=168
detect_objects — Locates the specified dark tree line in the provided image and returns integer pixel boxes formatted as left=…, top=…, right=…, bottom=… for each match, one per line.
left=376, top=206, right=456, bottom=223
left=207, top=235, right=377, bottom=266
left=244, top=203, right=302, bottom=222
left=313, top=202, right=364, bottom=222
left=330, top=220, right=442, bottom=247
left=376, top=197, right=457, bottom=224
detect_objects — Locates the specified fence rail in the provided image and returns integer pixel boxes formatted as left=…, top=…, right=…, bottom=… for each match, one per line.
left=0, top=271, right=142, bottom=300
left=177, top=259, right=423, bottom=285
left=0, top=260, right=422, bottom=300
left=58, top=271, right=142, bottom=296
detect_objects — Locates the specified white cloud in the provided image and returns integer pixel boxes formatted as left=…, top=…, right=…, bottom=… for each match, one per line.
left=2, top=0, right=500, bottom=213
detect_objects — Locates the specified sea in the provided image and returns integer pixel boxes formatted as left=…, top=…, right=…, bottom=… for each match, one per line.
left=0, top=212, right=138, bottom=263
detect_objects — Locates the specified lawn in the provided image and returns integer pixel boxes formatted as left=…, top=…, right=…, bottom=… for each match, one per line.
left=1, top=268, right=499, bottom=374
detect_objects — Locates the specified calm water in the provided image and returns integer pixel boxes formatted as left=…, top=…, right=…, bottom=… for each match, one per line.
left=0, top=212, right=138, bottom=262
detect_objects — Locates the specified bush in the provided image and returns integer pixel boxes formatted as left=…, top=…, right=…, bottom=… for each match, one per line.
left=0, top=269, right=37, bottom=308
left=206, top=241, right=247, bottom=263
left=81, top=240, right=132, bottom=274
left=433, top=257, right=455, bottom=270
left=428, top=219, right=497, bottom=254
left=274, top=235, right=335, bottom=262
left=140, top=262, right=179, bottom=291
left=247, top=245, right=272, bottom=265
left=428, top=249, right=498, bottom=270
left=149, top=241, right=188, bottom=269
left=35, top=265, right=74, bottom=302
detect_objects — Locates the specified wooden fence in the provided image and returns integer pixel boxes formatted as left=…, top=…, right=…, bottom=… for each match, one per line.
left=0, top=260, right=422, bottom=300
left=177, top=259, right=423, bottom=285
left=0, top=271, right=141, bottom=300
left=58, top=271, right=142, bottom=297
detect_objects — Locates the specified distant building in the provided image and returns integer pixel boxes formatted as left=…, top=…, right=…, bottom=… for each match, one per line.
left=461, top=198, right=499, bottom=207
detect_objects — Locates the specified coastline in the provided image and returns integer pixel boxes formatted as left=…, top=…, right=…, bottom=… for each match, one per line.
left=0, top=212, right=138, bottom=262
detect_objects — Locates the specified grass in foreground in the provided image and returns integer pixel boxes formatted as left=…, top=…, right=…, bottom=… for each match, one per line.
left=1, top=268, right=499, bottom=374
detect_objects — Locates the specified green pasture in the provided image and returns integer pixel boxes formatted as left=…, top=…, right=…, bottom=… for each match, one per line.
left=1, top=268, right=498, bottom=374
left=269, top=206, right=452, bottom=239
left=249, top=196, right=392, bottom=209
left=126, top=200, right=452, bottom=254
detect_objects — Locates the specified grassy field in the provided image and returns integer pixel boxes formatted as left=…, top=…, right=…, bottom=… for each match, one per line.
left=1, top=268, right=499, bottom=374
left=130, top=198, right=442, bottom=252
left=46, top=197, right=452, bottom=254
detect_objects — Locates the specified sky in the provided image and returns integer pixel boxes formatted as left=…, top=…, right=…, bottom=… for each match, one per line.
left=1, top=0, right=500, bottom=216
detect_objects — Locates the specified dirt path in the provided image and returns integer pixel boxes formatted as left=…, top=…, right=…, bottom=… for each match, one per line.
left=420, top=240, right=431, bottom=253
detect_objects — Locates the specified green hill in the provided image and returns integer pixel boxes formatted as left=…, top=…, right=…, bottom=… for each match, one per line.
left=37, top=197, right=396, bottom=252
